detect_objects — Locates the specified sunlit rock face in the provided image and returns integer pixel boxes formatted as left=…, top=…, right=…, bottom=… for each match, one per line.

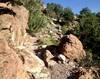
left=0, top=39, right=30, bottom=79
left=0, top=2, right=51, bottom=79
left=0, top=3, right=29, bottom=46
left=58, top=34, right=86, bottom=61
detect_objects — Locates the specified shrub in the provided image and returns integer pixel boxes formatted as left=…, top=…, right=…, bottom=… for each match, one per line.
left=29, top=10, right=48, bottom=33
left=16, top=0, right=42, bottom=10
left=62, top=8, right=74, bottom=22
left=46, top=3, right=74, bottom=25
left=46, top=3, right=63, bottom=20
left=14, top=0, right=46, bottom=34
left=79, top=49, right=93, bottom=67
left=73, top=8, right=100, bottom=56
left=79, top=49, right=100, bottom=68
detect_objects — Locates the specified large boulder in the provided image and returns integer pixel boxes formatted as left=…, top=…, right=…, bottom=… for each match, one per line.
left=0, top=39, right=30, bottom=79
left=0, top=3, right=29, bottom=46
left=0, top=2, right=51, bottom=79
left=58, top=34, right=86, bottom=61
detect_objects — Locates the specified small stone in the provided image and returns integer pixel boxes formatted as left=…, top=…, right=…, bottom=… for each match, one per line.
left=43, top=50, right=56, bottom=66
left=58, top=54, right=66, bottom=64
left=41, top=45, right=47, bottom=48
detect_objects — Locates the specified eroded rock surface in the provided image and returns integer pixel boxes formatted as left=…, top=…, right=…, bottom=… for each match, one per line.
left=0, top=2, right=50, bottom=79
left=0, top=39, right=30, bottom=79
left=0, top=2, right=29, bottom=46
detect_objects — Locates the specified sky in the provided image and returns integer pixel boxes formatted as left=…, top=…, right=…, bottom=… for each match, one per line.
left=43, top=0, right=100, bottom=14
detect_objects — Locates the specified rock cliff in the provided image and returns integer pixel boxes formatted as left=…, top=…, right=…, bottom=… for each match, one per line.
left=0, top=2, right=50, bottom=79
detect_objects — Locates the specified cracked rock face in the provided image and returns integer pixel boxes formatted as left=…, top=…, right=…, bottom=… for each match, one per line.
left=0, top=39, right=30, bottom=79
left=0, top=3, right=29, bottom=46
left=0, top=2, right=51, bottom=79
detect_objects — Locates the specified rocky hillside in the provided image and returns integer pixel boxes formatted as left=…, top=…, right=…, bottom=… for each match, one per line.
left=0, top=1, right=99, bottom=79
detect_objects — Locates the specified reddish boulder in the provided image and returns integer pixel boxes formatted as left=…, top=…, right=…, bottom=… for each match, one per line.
left=58, top=34, right=86, bottom=61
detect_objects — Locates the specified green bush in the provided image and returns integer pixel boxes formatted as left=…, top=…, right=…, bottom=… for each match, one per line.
left=46, top=3, right=63, bottom=20
left=29, top=10, right=48, bottom=33
left=40, top=36, right=58, bottom=45
left=16, top=0, right=42, bottom=10
left=79, top=49, right=100, bottom=68
left=62, top=8, right=74, bottom=22
left=73, top=8, right=100, bottom=56
left=79, top=49, right=93, bottom=67
left=46, top=3, right=74, bottom=23
left=14, top=0, right=46, bottom=34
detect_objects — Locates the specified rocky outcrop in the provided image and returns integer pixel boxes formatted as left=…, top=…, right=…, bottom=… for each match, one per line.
left=0, top=2, right=29, bottom=47
left=58, top=34, right=86, bottom=61
left=19, top=49, right=50, bottom=79
left=39, top=34, right=87, bottom=79
left=43, top=50, right=56, bottom=67
left=0, top=39, right=30, bottom=79
left=0, top=2, right=50, bottom=79
left=42, top=48, right=77, bottom=79
left=44, top=53, right=77, bottom=79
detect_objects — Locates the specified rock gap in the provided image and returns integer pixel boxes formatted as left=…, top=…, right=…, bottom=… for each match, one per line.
left=0, top=7, right=16, bottom=16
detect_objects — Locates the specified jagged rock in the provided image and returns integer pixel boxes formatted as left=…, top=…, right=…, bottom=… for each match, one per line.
left=0, top=3, right=12, bottom=9
left=43, top=50, right=56, bottom=67
left=58, top=34, right=86, bottom=61
left=0, top=39, right=30, bottom=79
left=49, top=61, right=76, bottom=79
left=19, top=49, right=51, bottom=79
left=0, top=2, right=51, bottom=79
left=12, top=5, right=29, bottom=29
left=42, top=49, right=77, bottom=79
left=0, top=3, right=29, bottom=47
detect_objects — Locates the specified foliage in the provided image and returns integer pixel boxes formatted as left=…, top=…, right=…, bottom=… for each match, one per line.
left=73, top=8, right=100, bottom=56
left=79, top=49, right=93, bottom=67
left=61, top=25, right=68, bottom=35
left=29, top=10, right=48, bottom=33
left=79, top=49, right=100, bottom=67
left=15, top=0, right=49, bottom=34
left=96, top=12, right=100, bottom=22
left=80, top=7, right=91, bottom=15
left=46, top=3, right=63, bottom=20
left=62, top=8, right=74, bottom=22
left=40, top=35, right=58, bottom=45
left=16, top=0, right=42, bottom=11
left=46, top=3, right=74, bottom=23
